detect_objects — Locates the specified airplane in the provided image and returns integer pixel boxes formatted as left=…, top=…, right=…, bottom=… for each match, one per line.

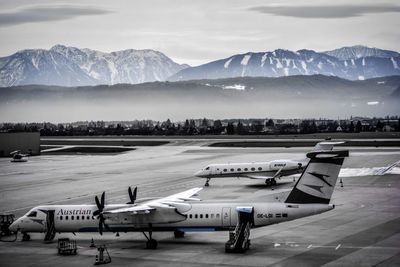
left=195, top=141, right=344, bottom=186
left=10, top=150, right=30, bottom=163
left=9, top=149, right=348, bottom=252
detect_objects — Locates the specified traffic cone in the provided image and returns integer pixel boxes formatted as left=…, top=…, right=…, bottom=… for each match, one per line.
left=90, top=238, right=96, bottom=248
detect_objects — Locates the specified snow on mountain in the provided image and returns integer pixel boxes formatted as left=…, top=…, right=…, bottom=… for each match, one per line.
left=323, top=45, right=400, bottom=60
left=170, top=46, right=400, bottom=82
left=0, top=45, right=188, bottom=87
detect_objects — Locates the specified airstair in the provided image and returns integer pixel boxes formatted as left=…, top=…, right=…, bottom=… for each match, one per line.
left=225, top=207, right=253, bottom=253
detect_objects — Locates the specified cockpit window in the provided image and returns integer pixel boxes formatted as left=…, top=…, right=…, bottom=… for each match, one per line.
left=205, top=167, right=210, bottom=170
left=27, top=211, right=37, bottom=217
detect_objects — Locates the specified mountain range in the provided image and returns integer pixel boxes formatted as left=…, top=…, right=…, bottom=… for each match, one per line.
left=170, top=46, right=400, bottom=82
left=0, top=45, right=188, bottom=87
left=0, top=45, right=399, bottom=87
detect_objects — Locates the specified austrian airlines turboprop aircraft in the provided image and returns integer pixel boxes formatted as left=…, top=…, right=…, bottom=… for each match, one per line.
left=195, top=141, right=344, bottom=186
left=9, top=150, right=348, bottom=252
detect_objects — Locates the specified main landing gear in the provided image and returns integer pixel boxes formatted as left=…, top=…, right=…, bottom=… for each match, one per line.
left=142, top=224, right=157, bottom=249
left=265, top=179, right=277, bottom=186
left=22, top=233, right=31, bottom=241
left=204, top=178, right=211, bottom=187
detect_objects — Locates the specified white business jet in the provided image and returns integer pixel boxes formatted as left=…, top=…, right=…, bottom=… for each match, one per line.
left=9, top=150, right=348, bottom=252
left=195, top=141, right=344, bottom=186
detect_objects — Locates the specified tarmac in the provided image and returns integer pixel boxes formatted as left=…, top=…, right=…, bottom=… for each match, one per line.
left=0, top=140, right=400, bottom=266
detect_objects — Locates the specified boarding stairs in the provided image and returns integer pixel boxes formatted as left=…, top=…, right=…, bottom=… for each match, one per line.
left=225, top=207, right=253, bottom=253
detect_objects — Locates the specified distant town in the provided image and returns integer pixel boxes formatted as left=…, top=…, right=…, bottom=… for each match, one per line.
left=1, top=116, right=400, bottom=136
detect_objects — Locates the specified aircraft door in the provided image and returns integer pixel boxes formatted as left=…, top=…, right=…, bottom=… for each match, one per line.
left=222, top=207, right=231, bottom=227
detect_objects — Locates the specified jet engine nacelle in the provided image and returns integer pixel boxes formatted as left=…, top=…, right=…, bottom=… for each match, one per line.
left=269, top=160, right=301, bottom=171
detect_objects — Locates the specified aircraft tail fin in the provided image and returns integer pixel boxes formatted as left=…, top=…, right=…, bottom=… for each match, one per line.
left=285, top=150, right=349, bottom=204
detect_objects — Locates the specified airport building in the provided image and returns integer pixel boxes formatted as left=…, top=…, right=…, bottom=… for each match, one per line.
left=0, top=132, right=40, bottom=157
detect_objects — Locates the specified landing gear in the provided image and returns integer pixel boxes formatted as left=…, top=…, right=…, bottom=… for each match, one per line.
left=146, top=239, right=158, bottom=249
left=22, top=233, right=31, bottom=241
left=205, top=178, right=211, bottom=187
left=143, top=224, right=157, bottom=249
left=265, top=179, right=277, bottom=186
left=174, top=230, right=184, bottom=238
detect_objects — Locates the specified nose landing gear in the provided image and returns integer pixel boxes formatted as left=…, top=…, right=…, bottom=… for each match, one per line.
left=22, top=233, right=31, bottom=241
left=205, top=178, right=211, bottom=187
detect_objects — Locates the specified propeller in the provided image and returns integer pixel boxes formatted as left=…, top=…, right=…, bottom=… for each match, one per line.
left=93, top=192, right=110, bottom=235
left=127, top=186, right=137, bottom=204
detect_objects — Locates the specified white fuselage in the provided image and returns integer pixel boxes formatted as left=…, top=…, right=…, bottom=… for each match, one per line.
left=195, top=160, right=305, bottom=179
left=10, top=201, right=333, bottom=234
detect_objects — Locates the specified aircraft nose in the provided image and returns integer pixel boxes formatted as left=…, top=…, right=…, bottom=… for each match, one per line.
left=9, top=219, right=20, bottom=232
left=194, top=170, right=204, bottom=177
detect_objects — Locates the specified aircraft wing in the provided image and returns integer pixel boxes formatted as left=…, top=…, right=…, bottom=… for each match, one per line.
left=243, top=167, right=284, bottom=180
left=373, top=160, right=400, bottom=175
left=104, top=187, right=203, bottom=215
left=243, top=174, right=275, bottom=180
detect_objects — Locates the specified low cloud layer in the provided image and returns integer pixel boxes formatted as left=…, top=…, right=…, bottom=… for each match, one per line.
left=249, top=4, right=400, bottom=19
left=0, top=5, right=111, bottom=27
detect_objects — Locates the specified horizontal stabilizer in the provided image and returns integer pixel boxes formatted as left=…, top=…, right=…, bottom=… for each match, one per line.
left=313, top=141, right=345, bottom=151
left=373, top=160, right=400, bottom=175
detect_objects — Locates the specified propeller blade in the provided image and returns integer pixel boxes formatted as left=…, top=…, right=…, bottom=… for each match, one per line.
left=133, top=187, right=137, bottom=202
left=128, top=186, right=138, bottom=204
left=100, top=192, right=105, bottom=207
left=98, top=219, right=103, bottom=235
left=95, top=196, right=101, bottom=211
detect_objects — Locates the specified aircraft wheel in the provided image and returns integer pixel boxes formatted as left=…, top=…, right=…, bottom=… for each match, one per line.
left=146, top=239, right=158, bottom=249
left=205, top=182, right=209, bottom=187
left=272, top=179, right=277, bottom=186
left=22, top=233, right=31, bottom=241
left=174, top=230, right=184, bottom=238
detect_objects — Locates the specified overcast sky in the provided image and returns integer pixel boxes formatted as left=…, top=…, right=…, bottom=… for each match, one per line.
left=0, top=0, right=399, bottom=66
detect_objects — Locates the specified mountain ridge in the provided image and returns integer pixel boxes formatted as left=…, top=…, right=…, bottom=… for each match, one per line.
left=0, top=45, right=188, bottom=87
left=1, top=45, right=399, bottom=87
left=170, top=46, right=400, bottom=82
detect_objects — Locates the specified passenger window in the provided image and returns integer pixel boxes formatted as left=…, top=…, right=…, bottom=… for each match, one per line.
left=27, top=211, right=37, bottom=217
left=76, top=216, right=79, bottom=220
left=200, top=214, right=203, bottom=219
left=230, top=168, right=234, bottom=172
left=223, top=169, right=227, bottom=172
left=258, top=167, right=262, bottom=171
left=195, top=214, right=198, bottom=219
left=251, top=167, right=255, bottom=171
left=205, top=214, right=209, bottom=218
left=71, top=216, right=74, bottom=220
left=82, top=216, right=84, bottom=220
left=237, top=168, right=241, bottom=171
left=66, top=216, right=69, bottom=220
left=189, top=214, right=192, bottom=219
left=87, top=216, right=90, bottom=220
left=60, top=216, right=63, bottom=220
left=216, top=214, right=220, bottom=219
left=282, top=213, right=288, bottom=218
left=244, top=168, right=248, bottom=171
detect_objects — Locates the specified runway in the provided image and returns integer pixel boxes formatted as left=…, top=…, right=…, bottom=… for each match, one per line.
left=0, top=141, right=399, bottom=266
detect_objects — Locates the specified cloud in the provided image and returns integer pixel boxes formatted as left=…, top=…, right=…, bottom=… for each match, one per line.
left=249, top=4, right=400, bottom=19
left=0, top=5, right=112, bottom=27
